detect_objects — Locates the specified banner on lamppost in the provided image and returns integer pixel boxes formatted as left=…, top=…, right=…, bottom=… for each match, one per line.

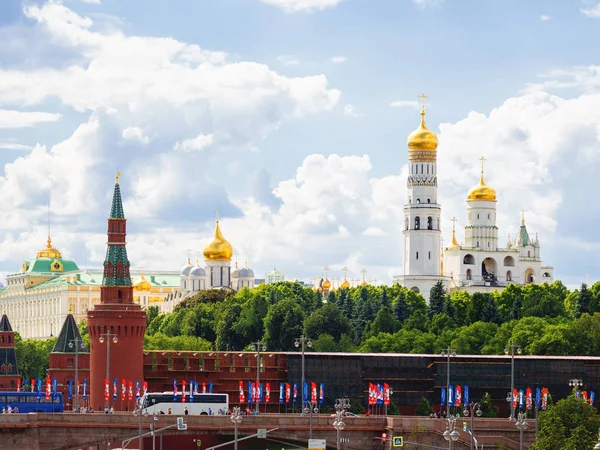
left=121, top=379, right=126, bottom=402
left=45, top=377, right=51, bottom=401
left=319, top=383, right=324, bottom=405
left=128, top=381, right=133, bottom=401
left=311, top=382, right=317, bottom=404
left=266, top=383, right=271, bottom=403
left=52, top=378, right=57, bottom=400
left=285, top=383, right=291, bottom=404
left=104, top=378, right=109, bottom=401
left=182, top=380, right=186, bottom=403
left=173, top=379, right=178, bottom=401
left=464, top=386, right=469, bottom=405
left=448, top=385, right=454, bottom=406
left=541, top=388, right=548, bottom=409
left=31, top=378, right=35, bottom=393
left=68, top=380, right=73, bottom=400
left=293, top=383, right=298, bottom=402
left=17, top=378, right=21, bottom=393
left=590, top=391, right=595, bottom=406
left=526, top=388, right=533, bottom=410
left=441, top=387, right=446, bottom=406
left=143, top=381, right=148, bottom=395
left=113, top=378, right=118, bottom=401
left=535, top=388, right=541, bottom=409
left=248, top=381, right=253, bottom=404
left=83, top=379, right=87, bottom=400
left=279, top=383, right=285, bottom=403
left=455, top=385, right=462, bottom=408
left=384, top=383, right=390, bottom=406
left=136, top=381, right=141, bottom=400
left=239, top=381, right=245, bottom=403
left=303, top=382, right=308, bottom=403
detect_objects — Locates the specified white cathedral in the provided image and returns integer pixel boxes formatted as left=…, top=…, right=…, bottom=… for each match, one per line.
left=394, top=100, right=553, bottom=297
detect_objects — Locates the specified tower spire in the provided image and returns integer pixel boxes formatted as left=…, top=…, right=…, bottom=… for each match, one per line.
left=449, top=217, right=460, bottom=248
left=479, top=156, right=486, bottom=184
left=110, top=173, right=125, bottom=219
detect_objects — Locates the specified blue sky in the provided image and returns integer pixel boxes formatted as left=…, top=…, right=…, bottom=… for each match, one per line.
left=1, top=0, right=600, bottom=287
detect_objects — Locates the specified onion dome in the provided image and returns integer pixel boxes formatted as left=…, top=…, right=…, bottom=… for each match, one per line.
left=322, top=278, right=331, bottom=290
left=340, top=276, right=351, bottom=289
left=467, top=158, right=496, bottom=202
left=189, top=266, right=206, bottom=277
left=231, top=260, right=240, bottom=279
left=133, top=273, right=151, bottom=291
left=203, top=220, right=233, bottom=261
left=36, top=236, right=62, bottom=259
left=239, top=268, right=255, bottom=278
left=407, top=109, right=438, bottom=152
left=448, top=218, right=460, bottom=249
left=180, top=258, right=193, bottom=276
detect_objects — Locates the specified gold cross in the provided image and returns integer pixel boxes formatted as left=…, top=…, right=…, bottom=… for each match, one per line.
left=479, top=156, right=486, bottom=175
left=419, top=93, right=428, bottom=111
left=115, top=172, right=121, bottom=184
left=451, top=217, right=457, bottom=232
left=216, top=209, right=220, bottom=221
left=521, top=209, right=525, bottom=224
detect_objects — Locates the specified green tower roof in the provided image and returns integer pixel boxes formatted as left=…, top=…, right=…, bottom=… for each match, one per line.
left=110, top=180, right=125, bottom=219
left=52, top=313, right=88, bottom=353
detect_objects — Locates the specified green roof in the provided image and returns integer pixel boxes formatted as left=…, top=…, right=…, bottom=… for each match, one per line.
left=110, top=182, right=125, bottom=219
left=52, top=313, right=88, bottom=354
left=518, top=225, right=530, bottom=247
left=28, top=271, right=101, bottom=290
left=26, top=257, right=79, bottom=273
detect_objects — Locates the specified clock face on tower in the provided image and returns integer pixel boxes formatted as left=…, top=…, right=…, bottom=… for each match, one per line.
left=50, top=259, right=64, bottom=272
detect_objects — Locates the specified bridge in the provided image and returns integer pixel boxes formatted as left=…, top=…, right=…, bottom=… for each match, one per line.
left=0, top=413, right=535, bottom=450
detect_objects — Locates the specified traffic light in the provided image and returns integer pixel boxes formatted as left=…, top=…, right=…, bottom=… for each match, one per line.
left=382, top=432, right=387, bottom=442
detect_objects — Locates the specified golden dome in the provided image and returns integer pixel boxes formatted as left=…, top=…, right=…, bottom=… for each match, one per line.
left=407, top=108, right=438, bottom=152
left=133, top=273, right=151, bottom=291
left=322, top=278, right=331, bottom=290
left=340, top=276, right=350, bottom=289
left=36, top=236, right=62, bottom=259
left=203, top=220, right=233, bottom=261
left=467, top=157, right=496, bottom=201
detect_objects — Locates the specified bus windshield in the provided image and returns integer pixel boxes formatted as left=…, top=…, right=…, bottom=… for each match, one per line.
left=0, top=392, right=64, bottom=414
left=140, top=392, right=228, bottom=415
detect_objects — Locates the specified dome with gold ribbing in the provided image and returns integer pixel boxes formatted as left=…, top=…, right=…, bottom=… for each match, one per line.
left=467, top=157, right=496, bottom=202
left=407, top=94, right=438, bottom=159
left=203, top=220, right=233, bottom=261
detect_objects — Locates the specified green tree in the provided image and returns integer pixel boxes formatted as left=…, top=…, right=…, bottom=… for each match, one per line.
left=380, top=286, right=390, bottom=309
left=368, top=306, right=399, bottom=336
left=481, top=296, right=500, bottom=324
left=393, top=291, right=409, bottom=325
left=479, top=392, right=498, bottom=418
left=312, top=333, right=338, bottom=352
left=215, top=303, right=244, bottom=350
left=146, top=306, right=159, bottom=326
left=263, top=299, right=305, bottom=351
left=532, top=395, right=600, bottom=450
left=415, top=397, right=434, bottom=416
left=428, top=281, right=445, bottom=317
left=304, top=303, right=352, bottom=342
left=579, top=283, right=591, bottom=315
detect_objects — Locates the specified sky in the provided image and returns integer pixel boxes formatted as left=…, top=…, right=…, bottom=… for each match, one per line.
left=1, top=0, right=600, bottom=287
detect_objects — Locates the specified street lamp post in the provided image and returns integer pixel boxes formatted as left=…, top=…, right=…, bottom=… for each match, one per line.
left=569, top=378, right=583, bottom=393
left=534, top=395, right=546, bottom=441
left=443, top=417, right=460, bottom=450
left=462, top=402, right=481, bottom=450
left=440, top=348, right=456, bottom=417
left=151, top=399, right=157, bottom=450
left=504, top=341, right=521, bottom=420
left=332, top=410, right=345, bottom=450
left=594, top=428, right=600, bottom=450
left=230, top=406, right=242, bottom=450
left=515, top=411, right=528, bottom=450
left=99, top=332, right=119, bottom=410
left=295, top=335, right=312, bottom=415
left=134, top=397, right=148, bottom=450
left=304, top=401, right=320, bottom=440
left=251, top=341, right=266, bottom=415
left=68, top=337, right=86, bottom=412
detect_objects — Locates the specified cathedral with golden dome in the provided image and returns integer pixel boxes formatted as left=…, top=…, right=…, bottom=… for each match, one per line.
left=394, top=95, right=554, bottom=296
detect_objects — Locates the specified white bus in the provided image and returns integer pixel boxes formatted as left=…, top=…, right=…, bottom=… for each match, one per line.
left=140, top=392, right=229, bottom=415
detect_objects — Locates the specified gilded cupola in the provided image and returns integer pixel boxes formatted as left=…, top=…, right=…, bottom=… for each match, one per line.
left=466, top=157, right=497, bottom=202
left=407, top=94, right=438, bottom=161
left=133, top=273, right=151, bottom=291
left=36, top=236, right=63, bottom=259
left=203, top=220, right=233, bottom=261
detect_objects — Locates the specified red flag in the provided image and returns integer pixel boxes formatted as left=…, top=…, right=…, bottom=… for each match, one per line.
left=17, top=379, right=20, bottom=393
left=513, top=389, right=518, bottom=408
left=202, top=382, right=206, bottom=394
left=143, top=381, right=148, bottom=395
left=285, top=383, right=291, bottom=403
left=311, top=382, right=317, bottom=403
left=266, top=383, right=271, bottom=403
left=121, top=379, right=126, bottom=401
left=128, top=381, right=133, bottom=401
left=104, top=378, right=109, bottom=401
left=239, top=381, right=246, bottom=403
left=526, top=388, right=533, bottom=410
left=384, top=383, right=390, bottom=406
left=46, top=377, right=51, bottom=400
left=541, top=388, right=548, bottom=409
left=455, top=385, right=462, bottom=407
left=584, top=391, right=589, bottom=401
left=31, top=379, right=35, bottom=393
left=182, top=380, right=187, bottom=403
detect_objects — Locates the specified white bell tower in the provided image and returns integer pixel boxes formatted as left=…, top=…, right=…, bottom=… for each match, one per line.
left=394, top=95, right=449, bottom=297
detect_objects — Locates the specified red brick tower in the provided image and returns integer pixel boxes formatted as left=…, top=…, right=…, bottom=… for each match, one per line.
left=0, top=313, right=19, bottom=391
left=88, top=174, right=146, bottom=411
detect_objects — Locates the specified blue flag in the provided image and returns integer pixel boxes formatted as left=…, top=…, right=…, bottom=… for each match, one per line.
left=535, top=388, right=541, bottom=409
left=113, top=378, right=118, bottom=401
left=190, top=381, right=194, bottom=403
left=83, top=379, right=87, bottom=400
left=52, top=378, right=57, bottom=399
left=209, top=381, right=213, bottom=393
left=23, top=378, right=29, bottom=392
left=519, top=389, right=525, bottom=408
left=248, top=381, right=253, bottom=404
left=448, top=385, right=454, bottom=406
left=464, top=385, right=469, bottom=405
left=279, top=383, right=284, bottom=403
left=303, top=382, right=308, bottom=402
left=441, top=387, right=446, bottom=406
left=37, top=378, right=42, bottom=400
left=68, top=380, right=73, bottom=400
left=259, top=383, right=263, bottom=402
left=319, top=383, right=324, bottom=405
left=293, top=383, right=298, bottom=402
left=591, top=391, right=596, bottom=406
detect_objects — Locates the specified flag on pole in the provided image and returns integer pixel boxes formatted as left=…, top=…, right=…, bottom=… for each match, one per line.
left=52, top=378, right=57, bottom=400
left=31, top=378, right=35, bottom=393
left=121, top=379, right=126, bottom=402
left=285, top=383, right=291, bottom=403
left=189, top=381, right=194, bottom=403
left=239, top=381, right=245, bottom=403
left=311, top=382, right=317, bottom=403
left=513, top=389, right=518, bottom=409
left=441, top=387, right=446, bottom=406
left=464, top=386, right=469, bottom=405
left=590, top=391, right=595, bottom=406
left=526, top=388, right=533, bottom=410
left=202, top=382, right=207, bottom=394
left=384, top=383, right=390, bottom=406
left=266, top=383, right=271, bottom=402
left=113, top=378, right=118, bottom=401
left=448, top=385, right=454, bottom=406
left=128, top=381, right=133, bottom=401
left=209, top=381, right=213, bottom=393
left=77, top=380, right=80, bottom=399
left=259, top=383, right=263, bottom=402
left=518, top=389, right=524, bottom=408
left=143, top=381, right=148, bottom=395
left=279, top=383, right=285, bottom=403
left=319, top=383, right=324, bottom=405
left=455, top=385, right=462, bottom=407
left=303, top=382, right=308, bottom=402
left=293, top=383, right=298, bottom=402
left=83, top=379, right=87, bottom=400
left=68, top=380, right=73, bottom=400
left=182, top=380, right=186, bottom=403
left=173, top=379, right=178, bottom=402
left=37, top=378, right=42, bottom=400
left=248, top=381, right=253, bottom=404
left=46, top=377, right=51, bottom=401
left=535, top=388, right=541, bottom=409
left=17, top=378, right=20, bottom=393
left=136, top=381, right=141, bottom=400
left=541, top=388, right=548, bottom=409
left=104, top=378, right=109, bottom=402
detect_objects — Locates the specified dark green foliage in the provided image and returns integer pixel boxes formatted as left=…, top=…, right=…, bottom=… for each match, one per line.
left=14, top=333, right=56, bottom=380
left=479, top=392, right=498, bottom=418
left=263, top=299, right=304, bottom=351
left=380, top=286, right=390, bottom=309
left=305, top=302, right=352, bottom=342
left=481, top=296, right=500, bottom=324
left=350, top=398, right=365, bottom=414
left=146, top=306, right=159, bottom=325
left=428, top=281, right=445, bottom=317
left=393, top=291, right=409, bottom=324
left=415, top=397, right=434, bottom=416
left=579, top=283, right=591, bottom=315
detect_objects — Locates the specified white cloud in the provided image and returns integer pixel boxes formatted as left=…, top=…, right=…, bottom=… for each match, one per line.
left=173, top=134, right=214, bottom=152
left=390, top=100, right=419, bottom=109
left=122, top=126, right=149, bottom=144
left=260, top=0, right=345, bottom=13
left=343, top=104, right=361, bottom=117
left=80, top=0, right=101, bottom=3
left=277, top=55, right=300, bottom=65
left=412, top=0, right=445, bottom=7
left=540, top=15, right=551, bottom=21
left=0, top=109, right=61, bottom=128
left=330, top=56, right=347, bottom=64
left=0, top=143, right=32, bottom=151
left=581, top=3, right=600, bottom=18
